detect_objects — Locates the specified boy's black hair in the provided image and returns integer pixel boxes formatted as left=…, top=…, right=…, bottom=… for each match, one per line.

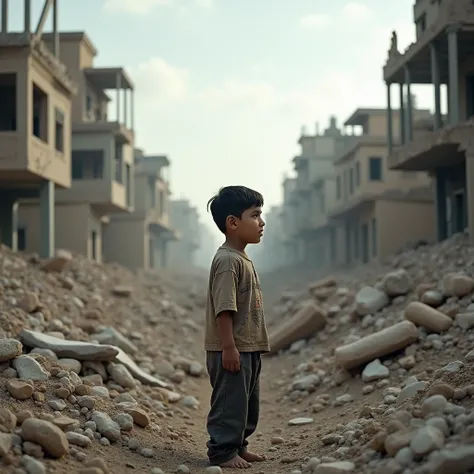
left=207, top=185, right=264, bottom=234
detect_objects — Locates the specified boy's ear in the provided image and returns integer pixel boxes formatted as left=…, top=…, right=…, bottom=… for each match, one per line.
left=226, top=215, right=238, bottom=229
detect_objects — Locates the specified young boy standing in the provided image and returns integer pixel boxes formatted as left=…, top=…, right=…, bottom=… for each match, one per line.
left=205, top=185, right=269, bottom=469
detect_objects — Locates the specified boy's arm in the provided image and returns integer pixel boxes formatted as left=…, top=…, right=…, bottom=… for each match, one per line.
left=212, top=269, right=240, bottom=372
left=216, top=312, right=240, bottom=372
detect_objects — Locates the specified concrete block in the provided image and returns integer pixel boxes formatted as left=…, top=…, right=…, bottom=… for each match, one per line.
left=334, top=321, right=419, bottom=369
left=404, top=301, right=452, bottom=333
left=268, top=302, right=327, bottom=355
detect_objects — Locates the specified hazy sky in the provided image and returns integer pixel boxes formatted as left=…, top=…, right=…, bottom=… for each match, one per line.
left=11, top=0, right=433, bottom=240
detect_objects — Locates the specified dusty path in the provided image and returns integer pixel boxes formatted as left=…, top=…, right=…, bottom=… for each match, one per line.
left=43, top=338, right=465, bottom=474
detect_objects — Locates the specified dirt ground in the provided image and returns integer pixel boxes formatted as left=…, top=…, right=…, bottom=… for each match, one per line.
left=31, top=338, right=466, bottom=474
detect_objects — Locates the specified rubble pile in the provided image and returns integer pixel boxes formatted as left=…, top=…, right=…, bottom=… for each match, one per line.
left=0, top=245, right=207, bottom=473
left=265, top=233, right=474, bottom=473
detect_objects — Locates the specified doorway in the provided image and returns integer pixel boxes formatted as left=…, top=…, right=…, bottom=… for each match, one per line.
left=453, top=189, right=467, bottom=233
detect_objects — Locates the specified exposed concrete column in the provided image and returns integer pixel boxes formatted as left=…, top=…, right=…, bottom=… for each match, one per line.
left=24, top=0, right=31, bottom=33
left=0, top=196, right=18, bottom=251
left=430, top=41, right=442, bottom=129
left=39, top=180, right=54, bottom=258
left=161, top=239, right=168, bottom=268
left=399, top=83, right=406, bottom=145
left=434, top=168, right=447, bottom=242
left=386, top=82, right=393, bottom=153
left=466, top=153, right=474, bottom=245
left=1, top=0, right=8, bottom=32
left=52, top=0, right=58, bottom=57
left=131, top=89, right=135, bottom=131
left=123, top=88, right=128, bottom=129
left=447, top=25, right=460, bottom=124
left=116, top=73, right=122, bottom=124
left=404, top=65, right=413, bottom=142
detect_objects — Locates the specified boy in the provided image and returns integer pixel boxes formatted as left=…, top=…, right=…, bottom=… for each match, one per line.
left=205, top=185, right=269, bottom=469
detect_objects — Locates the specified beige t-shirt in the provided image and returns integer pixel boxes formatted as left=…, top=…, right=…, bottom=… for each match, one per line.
left=205, top=245, right=270, bottom=353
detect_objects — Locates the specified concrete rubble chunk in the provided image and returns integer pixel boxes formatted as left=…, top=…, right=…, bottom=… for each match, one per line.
left=112, top=285, right=133, bottom=297
left=21, top=418, right=69, bottom=458
left=91, top=327, right=138, bottom=354
left=430, top=445, right=474, bottom=474
left=334, top=321, right=419, bottom=369
left=40, top=249, right=73, bottom=272
left=362, top=359, right=389, bottom=382
left=382, top=269, right=412, bottom=297
left=404, top=301, right=452, bottom=333
left=114, top=347, right=171, bottom=389
left=314, top=461, right=355, bottom=473
left=12, top=355, right=50, bottom=381
left=443, top=273, right=474, bottom=297
left=0, top=338, right=22, bottom=362
left=19, top=329, right=119, bottom=361
left=355, top=286, right=389, bottom=316
left=268, top=302, right=327, bottom=354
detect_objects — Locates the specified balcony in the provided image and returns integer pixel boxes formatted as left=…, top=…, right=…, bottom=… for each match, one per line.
left=388, top=119, right=473, bottom=171
left=383, top=0, right=474, bottom=83
left=80, top=67, right=134, bottom=143
left=56, top=149, right=131, bottom=214
left=0, top=37, right=76, bottom=188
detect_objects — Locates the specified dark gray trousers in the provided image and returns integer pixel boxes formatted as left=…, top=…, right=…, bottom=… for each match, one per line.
left=206, top=351, right=262, bottom=466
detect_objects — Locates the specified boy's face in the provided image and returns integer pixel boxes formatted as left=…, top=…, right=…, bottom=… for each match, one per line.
left=227, top=206, right=265, bottom=244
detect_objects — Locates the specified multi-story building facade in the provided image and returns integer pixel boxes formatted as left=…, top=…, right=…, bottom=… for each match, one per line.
left=102, top=150, right=177, bottom=271
left=290, top=117, right=355, bottom=268
left=168, top=199, right=200, bottom=268
left=384, top=0, right=474, bottom=243
left=0, top=0, right=77, bottom=257
left=327, top=107, right=436, bottom=264
left=18, top=31, right=135, bottom=261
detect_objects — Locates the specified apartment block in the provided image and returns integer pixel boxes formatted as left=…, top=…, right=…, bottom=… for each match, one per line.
left=168, top=200, right=200, bottom=268
left=327, top=108, right=436, bottom=264
left=102, top=151, right=177, bottom=271
left=18, top=30, right=135, bottom=260
left=288, top=117, right=356, bottom=268
left=384, top=0, right=474, bottom=243
left=0, top=0, right=77, bottom=257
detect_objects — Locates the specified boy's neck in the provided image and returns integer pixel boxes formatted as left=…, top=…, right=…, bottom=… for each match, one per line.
left=224, top=236, right=247, bottom=253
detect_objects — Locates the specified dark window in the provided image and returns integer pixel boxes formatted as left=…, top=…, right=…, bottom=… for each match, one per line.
left=349, top=168, right=354, bottom=195
left=125, top=164, right=132, bottom=207
left=0, top=73, right=17, bottom=131
left=355, top=161, right=360, bottom=186
left=32, top=83, right=48, bottom=142
left=369, top=157, right=383, bottom=181
left=72, top=154, right=83, bottom=179
left=17, top=227, right=26, bottom=251
left=55, top=108, right=64, bottom=152
left=91, top=230, right=97, bottom=260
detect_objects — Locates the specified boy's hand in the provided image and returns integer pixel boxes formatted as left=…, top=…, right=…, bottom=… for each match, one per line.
left=222, top=346, right=240, bottom=372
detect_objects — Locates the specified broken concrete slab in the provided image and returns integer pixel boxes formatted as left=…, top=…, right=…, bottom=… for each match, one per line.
left=91, top=327, right=138, bottom=354
left=268, top=302, right=327, bottom=355
left=114, top=348, right=171, bottom=389
left=404, top=302, right=452, bottom=333
left=19, top=330, right=118, bottom=361
left=334, top=321, right=419, bottom=369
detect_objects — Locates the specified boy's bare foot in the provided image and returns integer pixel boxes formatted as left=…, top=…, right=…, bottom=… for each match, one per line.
left=220, top=455, right=251, bottom=469
left=240, top=451, right=267, bottom=462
